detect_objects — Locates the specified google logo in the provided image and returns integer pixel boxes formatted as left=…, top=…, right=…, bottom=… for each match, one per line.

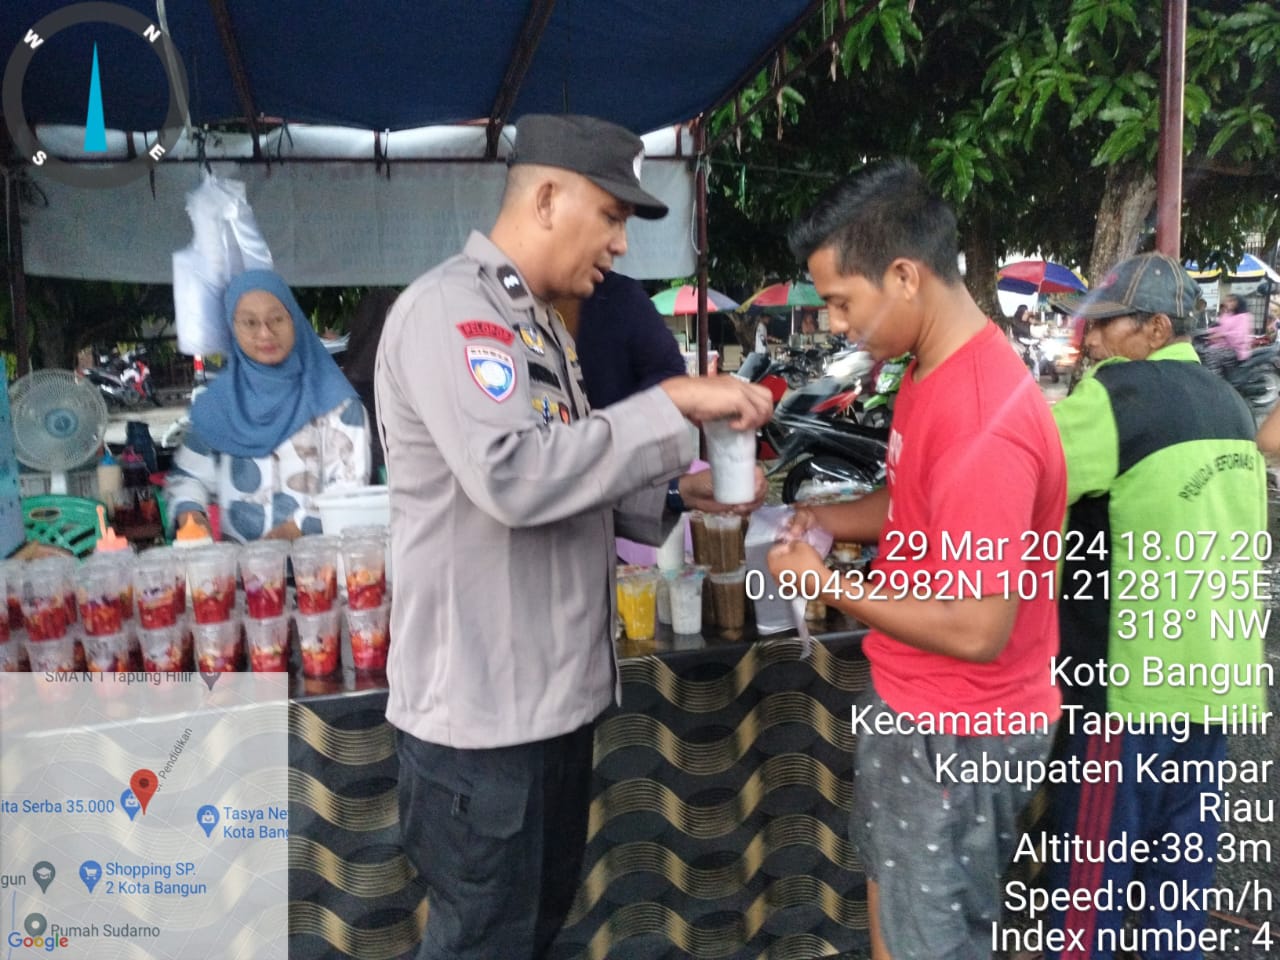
left=7, top=931, right=71, bottom=951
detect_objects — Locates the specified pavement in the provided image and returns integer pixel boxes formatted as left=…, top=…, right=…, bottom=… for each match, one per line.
left=103, top=391, right=191, bottom=449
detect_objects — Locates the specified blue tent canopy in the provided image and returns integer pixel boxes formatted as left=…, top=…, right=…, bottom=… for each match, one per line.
left=5, top=0, right=815, bottom=137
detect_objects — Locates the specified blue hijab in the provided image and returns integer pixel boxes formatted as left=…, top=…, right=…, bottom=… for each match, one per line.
left=191, top=270, right=358, bottom=458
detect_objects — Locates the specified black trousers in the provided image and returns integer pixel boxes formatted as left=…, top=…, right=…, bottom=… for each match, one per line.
left=396, top=722, right=597, bottom=959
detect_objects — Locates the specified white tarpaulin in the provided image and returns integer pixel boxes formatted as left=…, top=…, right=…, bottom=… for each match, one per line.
left=20, top=157, right=696, bottom=285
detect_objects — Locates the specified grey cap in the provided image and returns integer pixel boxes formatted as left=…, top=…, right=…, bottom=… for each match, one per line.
left=509, top=114, right=669, bottom=220
left=1075, top=253, right=1201, bottom=321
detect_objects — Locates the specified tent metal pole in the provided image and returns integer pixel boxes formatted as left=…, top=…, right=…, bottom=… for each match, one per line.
left=1155, top=0, right=1186, bottom=257
left=3, top=169, right=31, bottom=378
left=485, top=0, right=558, bottom=159
left=694, top=122, right=709, bottom=380
left=207, top=0, right=263, bottom=160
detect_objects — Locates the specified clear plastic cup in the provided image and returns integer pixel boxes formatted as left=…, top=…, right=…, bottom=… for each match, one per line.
left=704, top=514, right=745, bottom=573
left=51, top=555, right=80, bottom=626
left=0, top=636, right=21, bottom=672
left=240, top=544, right=288, bottom=619
left=135, top=552, right=180, bottom=628
left=139, top=623, right=184, bottom=672
left=193, top=617, right=242, bottom=673
left=345, top=603, right=390, bottom=670
left=703, top=417, right=758, bottom=505
left=657, top=515, right=687, bottom=572
left=244, top=615, right=290, bottom=672
left=667, top=566, right=709, bottom=636
left=709, top=565, right=748, bottom=636
left=616, top=566, right=659, bottom=642
left=25, top=635, right=76, bottom=672
left=342, top=538, right=387, bottom=611
left=77, top=559, right=128, bottom=636
left=84, top=630, right=130, bottom=672
left=2, top=560, right=25, bottom=633
left=294, top=607, right=341, bottom=677
left=20, top=558, right=71, bottom=641
left=657, top=578, right=672, bottom=625
left=186, top=546, right=238, bottom=624
left=291, top=537, right=341, bottom=614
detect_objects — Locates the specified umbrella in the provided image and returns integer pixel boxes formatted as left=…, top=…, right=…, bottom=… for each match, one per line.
left=649, top=285, right=739, bottom=316
left=738, top=281, right=824, bottom=311
left=997, top=260, right=1088, bottom=295
left=1186, top=254, right=1280, bottom=284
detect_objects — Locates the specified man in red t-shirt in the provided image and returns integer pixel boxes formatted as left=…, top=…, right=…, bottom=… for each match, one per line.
left=770, top=161, right=1066, bottom=960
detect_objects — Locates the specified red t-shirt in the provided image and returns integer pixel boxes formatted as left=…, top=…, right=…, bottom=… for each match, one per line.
left=863, top=322, right=1065, bottom=732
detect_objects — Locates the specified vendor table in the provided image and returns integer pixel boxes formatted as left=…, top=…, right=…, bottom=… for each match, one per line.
left=286, top=626, right=872, bottom=960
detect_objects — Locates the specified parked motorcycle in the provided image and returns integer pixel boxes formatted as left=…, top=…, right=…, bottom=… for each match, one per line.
left=737, top=348, right=887, bottom=502
left=1192, top=333, right=1280, bottom=412
left=1016, top=336, right=1060, bottom=383
left=80, top=346, right=159, bottom=408
left=858, top=353, right=909, bottom=428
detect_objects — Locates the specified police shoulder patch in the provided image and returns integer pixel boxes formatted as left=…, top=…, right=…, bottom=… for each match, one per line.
left=466, top=345, right=517, bottom=402
left=456, top=320, right=515, bottom=346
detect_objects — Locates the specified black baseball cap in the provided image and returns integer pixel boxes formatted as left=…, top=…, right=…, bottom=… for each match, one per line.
left=1075, top=253, right=1200, bottom=321
left=509, top=114, right=669, bottom=220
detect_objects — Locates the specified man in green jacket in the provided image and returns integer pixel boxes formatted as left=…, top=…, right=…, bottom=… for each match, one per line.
left=1046, top=253, right=1271, bottom=960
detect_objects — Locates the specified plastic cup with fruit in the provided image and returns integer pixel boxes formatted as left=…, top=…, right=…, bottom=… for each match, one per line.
left=345, top=603, right=389, bottom=670
left=294, top=607, right=341, bottom=677
left=244, top=615, right=290, bottom=672
left=140, top=624, right=184, bottom=672
left=193, top=618, right=242, bottom=673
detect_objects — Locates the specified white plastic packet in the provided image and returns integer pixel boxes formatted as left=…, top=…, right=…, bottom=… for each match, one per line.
left=173, top=173, right=274, bottom=357
left=744, top=505, right=835, bottom=656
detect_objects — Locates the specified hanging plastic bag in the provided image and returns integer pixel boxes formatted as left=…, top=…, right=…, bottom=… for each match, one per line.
left=172, top=173, right=274, bottom=356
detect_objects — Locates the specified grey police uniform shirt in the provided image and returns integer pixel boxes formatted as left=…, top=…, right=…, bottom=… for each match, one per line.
left=375, top=231, right=696, bottom=749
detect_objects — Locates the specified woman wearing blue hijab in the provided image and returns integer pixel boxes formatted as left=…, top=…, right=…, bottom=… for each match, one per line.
left=166, top=270, right=371, bottom=542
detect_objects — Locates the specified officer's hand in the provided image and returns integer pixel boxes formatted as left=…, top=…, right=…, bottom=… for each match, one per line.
left=660, top=375, right=773, bottom=431
left=679, top=467, right=767, bottom=516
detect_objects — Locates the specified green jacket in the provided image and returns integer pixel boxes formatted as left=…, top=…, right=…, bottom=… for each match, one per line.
left=1053, top=341, right=1268, bottom=719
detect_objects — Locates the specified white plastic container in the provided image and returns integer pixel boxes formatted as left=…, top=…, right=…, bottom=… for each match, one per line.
left=312, top=485, right=390, bottom=535
left=703, top=418, right=757, bottom=505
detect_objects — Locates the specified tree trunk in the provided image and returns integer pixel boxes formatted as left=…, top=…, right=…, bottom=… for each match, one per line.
left=1087, top=163, right=1157, bottom=283
left=963, top=207, right=1001, bottom=323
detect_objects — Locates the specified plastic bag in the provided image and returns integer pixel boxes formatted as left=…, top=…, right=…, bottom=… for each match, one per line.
left=172, top=173, right=274, bottom=357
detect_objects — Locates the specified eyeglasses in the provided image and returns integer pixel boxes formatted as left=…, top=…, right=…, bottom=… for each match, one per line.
left=235, top=313, right=291, bottom=335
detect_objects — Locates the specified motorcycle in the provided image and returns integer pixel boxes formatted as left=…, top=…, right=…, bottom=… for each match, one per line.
left=858, top=352, right=909, bottom=428
left=737, top=347, right=887, bottom=502
left=1192, top=333, right=1280, bottom=412
left=80, top=346, right=159, bottom=408
left=1016, top=336, right=1060, bottom=383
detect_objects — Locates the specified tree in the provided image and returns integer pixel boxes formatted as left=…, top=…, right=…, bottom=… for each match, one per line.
left=705, top=0, right=1280, bottom=310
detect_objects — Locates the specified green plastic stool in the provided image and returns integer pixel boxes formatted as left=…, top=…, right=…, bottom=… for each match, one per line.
left=23, top=495, right=106, bottom=557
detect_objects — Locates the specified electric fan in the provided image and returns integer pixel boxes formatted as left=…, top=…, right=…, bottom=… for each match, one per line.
left=10, top=370, right=109, bottom=494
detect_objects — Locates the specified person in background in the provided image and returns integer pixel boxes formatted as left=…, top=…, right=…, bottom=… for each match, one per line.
left=768, top=161, right=1065, bottom=960
left=1202, top=292, right=1252, bottom=372
left=557, top=270, right=686, bottom=409
left=799, top=309, right=820, bottom=336
left=1046, top=254, right=1268, bottom=958
left=166, top=269, right=371, bottom=542
left=343, top=287, right=399, bottom=479
left=375, top=114, right=771, bottom=960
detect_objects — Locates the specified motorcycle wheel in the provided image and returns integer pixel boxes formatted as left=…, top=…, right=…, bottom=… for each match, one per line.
left=1252, top=370, right=1280, bottom=410
left=861, top=407, right=890, bottom=430
left=781, top=454, right=881, bottom=504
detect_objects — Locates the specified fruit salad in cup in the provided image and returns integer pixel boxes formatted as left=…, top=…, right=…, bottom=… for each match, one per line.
left=245, top=617, right=289, bottom=672
left=346, top=604, right=390, bottom=670
left=295, top=609, right=340, bottom=677
left=191, top=576, right=236, bottom=624
left=85, top=633, right=130, bottom=672
left=140, top=625, right=184, bottom=672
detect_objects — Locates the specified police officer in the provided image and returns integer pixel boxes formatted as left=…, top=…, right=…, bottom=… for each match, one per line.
left=374, top=114, right=773, bottom=959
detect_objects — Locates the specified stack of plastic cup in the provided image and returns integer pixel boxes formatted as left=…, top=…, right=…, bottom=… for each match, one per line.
left=341, top=536, right=387, bottom=611
left=20, top=558, right=75, bottom=672
left=291, top=536, right=341, bottom=615
left=295, top=607, right=341, bottom=677
left=240, top=542, right=288, bottom=620
left=656, top=516, right=686, bottom=625
left=345, top=603, right=389, bottom=671
left=709, top=565, right=748, bottom=638
left=186, top=545, right=239, bottom=625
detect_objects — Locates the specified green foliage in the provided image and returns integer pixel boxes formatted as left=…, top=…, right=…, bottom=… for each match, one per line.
left=705, top=0, right=1280, bottom=290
